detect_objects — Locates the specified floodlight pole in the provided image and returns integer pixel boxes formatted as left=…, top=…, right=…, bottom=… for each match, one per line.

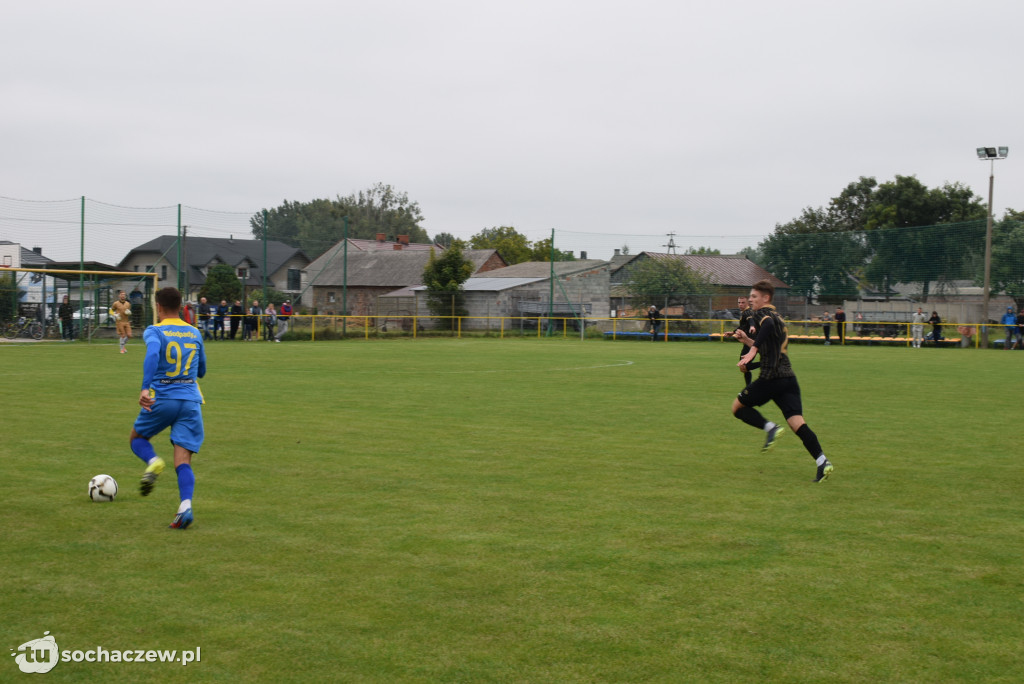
left=982, top=163, right=994, bottom=348
left=978, top=146, right=1008, bottom=348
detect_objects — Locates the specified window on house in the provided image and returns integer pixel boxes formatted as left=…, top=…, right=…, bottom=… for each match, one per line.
left=237, top=268, right=249, bottom=279
left=161, top=265, right=168, bottom=280
left=328, top=292, right=336, bottom=303
left=287, top=268, right=301, bottom=291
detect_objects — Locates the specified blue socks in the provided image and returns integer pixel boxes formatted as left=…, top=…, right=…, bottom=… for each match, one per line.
left=131, top=437, right=157, bottom=465
left=133, top=438, right=195, bottom=508
left=176, top=463, right=195, bottom=502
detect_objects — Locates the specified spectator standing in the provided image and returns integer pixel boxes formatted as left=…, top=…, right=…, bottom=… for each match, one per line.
left=229, top=300, right=243, bottom=340
left=911, top=307, right=927, bottom=348
left=1015, top=307, right=1024, bottom=350
left=275, top=300, right=293, bottom=342
left=646, top=305, right=663, bottom=340
left=834, top=306, right=846, bottom=345
left=928, top=311, right=942, bottom=343
left=822, top=310, right=832, bottom=346
left=245, top=300, right=260, bottom=341
left=263, top=302, right=277, bottom=341
left=129, top=288, right=145, bottom=328
left=58, top=294, right=75, bottom=340
left=197, top=297, right=212, bottom=340
left=1000, top=306, right=1016, bottom=349
left=214, top=300, right=229, bottom=340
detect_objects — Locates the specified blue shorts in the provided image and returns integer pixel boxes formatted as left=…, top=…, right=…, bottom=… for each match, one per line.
left=133, top=399, right=204, bottom=454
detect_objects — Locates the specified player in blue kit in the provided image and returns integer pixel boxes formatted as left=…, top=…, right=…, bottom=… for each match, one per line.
left=128, top=287, right=206, bottom=529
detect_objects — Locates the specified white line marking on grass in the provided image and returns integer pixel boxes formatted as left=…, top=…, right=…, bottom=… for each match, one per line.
left=437, top=360, right=635, bottom=374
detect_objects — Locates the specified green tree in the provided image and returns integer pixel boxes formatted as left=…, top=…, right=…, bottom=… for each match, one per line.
left=469, top=227, right=575, bottom=264
left=341, top=182, right=429, bottom=244
left=252, top=183, right=430, bottom=260
left=990, top=209, right=1024, bottom=308
left=252, top=198, right=346, bottom=259
left=862, top=176, right=986, bottom=299
left=527, top=237, right=575, bottom=262
left=199, top=263, right=243, bottom=303
left=433, top=232, right=456, bottom=248
left=0, top=271, right=16, bottom=322
left=685, top=246, right=720, bottom=255
left=737, top=245, right=764, bottom=267
left=758, top=174, right=986, bottom=303
left=423, top=241, right=474, bottom=330
left=469, top=226, right=533, bottom=264
left=759, top=207, right=864, bottom=304
left=828, top=176, right=878, bottom=231
left=623, top=255, right=712, bottom=311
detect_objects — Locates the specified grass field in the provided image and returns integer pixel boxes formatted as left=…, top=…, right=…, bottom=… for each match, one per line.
left=2, top=338, right=1021, bottom=683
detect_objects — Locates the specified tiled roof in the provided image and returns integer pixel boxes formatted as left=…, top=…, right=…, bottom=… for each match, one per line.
left=344, top=238, right=443, bottom=252
left=120, top=236, right=309, bottom=277
left=476, top=259, right=608, bottom=278
left=306, top=248, right=501, bottom=287
left=621, top=252, right=788, bottom=289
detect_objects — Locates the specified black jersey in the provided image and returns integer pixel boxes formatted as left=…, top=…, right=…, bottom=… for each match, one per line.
left=750, top=306, right=794, bottom=380
left=736, top=307, right=761, bottom=370
left=737, top=308, right=755, bottom=340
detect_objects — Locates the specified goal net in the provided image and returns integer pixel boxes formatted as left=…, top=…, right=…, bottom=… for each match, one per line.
left=0, top=266, right=157, bottom=341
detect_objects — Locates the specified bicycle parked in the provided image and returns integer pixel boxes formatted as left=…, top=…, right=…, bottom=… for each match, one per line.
left=3, top=317, right=45, bottom=340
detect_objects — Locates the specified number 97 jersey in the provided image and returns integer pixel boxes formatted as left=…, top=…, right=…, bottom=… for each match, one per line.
left=143, top=318, right=206, bottom=403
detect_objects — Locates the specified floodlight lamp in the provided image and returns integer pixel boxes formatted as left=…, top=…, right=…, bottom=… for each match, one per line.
left=998, top=146, right=1009, bottom=158
left=986, top=147, right=998, bottom=158
left=977, top=148, right=988, bottom=159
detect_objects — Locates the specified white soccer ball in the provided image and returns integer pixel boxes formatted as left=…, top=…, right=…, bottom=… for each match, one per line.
left=88, top=474, right=118, bottom=502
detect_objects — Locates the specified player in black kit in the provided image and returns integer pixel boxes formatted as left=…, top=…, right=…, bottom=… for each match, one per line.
left=729, top=295, right=760, bottom=386
left=732, top=280, right=834, bottom=482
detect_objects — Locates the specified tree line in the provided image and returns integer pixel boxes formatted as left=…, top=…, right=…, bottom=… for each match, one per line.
left=250, top=184, right=573, bottom=265
left=252, top=176, right=1024, bottom=308
left=747, top=175, right=1022, bottom=304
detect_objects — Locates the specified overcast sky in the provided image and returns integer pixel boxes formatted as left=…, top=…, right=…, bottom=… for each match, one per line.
left=2, top=0, right=1022, bottom=265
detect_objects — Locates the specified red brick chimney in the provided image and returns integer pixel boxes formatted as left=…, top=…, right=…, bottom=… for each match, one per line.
left=397, top=235, right=409, bottom=245
left=376, top=233, right=386, bottom=242
left=393, top=243, right=402, bottom=250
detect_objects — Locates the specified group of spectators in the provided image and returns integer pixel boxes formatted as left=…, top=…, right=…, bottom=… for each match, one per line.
left=186, top=297, right=293, bottom=342
left=1001, top=306, right=1024, bottom=350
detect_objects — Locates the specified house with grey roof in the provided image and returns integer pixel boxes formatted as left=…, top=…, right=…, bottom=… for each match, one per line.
left=341, top=233, right=444, bottom=252
left=611, top=252, right=789, bottom=316
left=117, top=236, right=310, bottom=303
left=394, top=259, right=611, bottom=330
left=0, top=241, right=55, bottom=269
left=304, top=246, right=506, bottom=315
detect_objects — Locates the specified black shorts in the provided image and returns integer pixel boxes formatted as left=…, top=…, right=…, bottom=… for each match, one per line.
left=737, top=375, right=803, bottom=419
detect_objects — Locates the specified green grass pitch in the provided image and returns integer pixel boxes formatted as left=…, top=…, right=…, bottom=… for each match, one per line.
left=2, top=338, right=1022, bottom=682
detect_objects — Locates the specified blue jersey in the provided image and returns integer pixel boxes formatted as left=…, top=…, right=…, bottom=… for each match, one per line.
left=141, top=318, right=206, bottom=403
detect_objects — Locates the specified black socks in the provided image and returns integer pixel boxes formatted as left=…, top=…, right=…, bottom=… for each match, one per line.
left=796, top=424, right=823, bottom=459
